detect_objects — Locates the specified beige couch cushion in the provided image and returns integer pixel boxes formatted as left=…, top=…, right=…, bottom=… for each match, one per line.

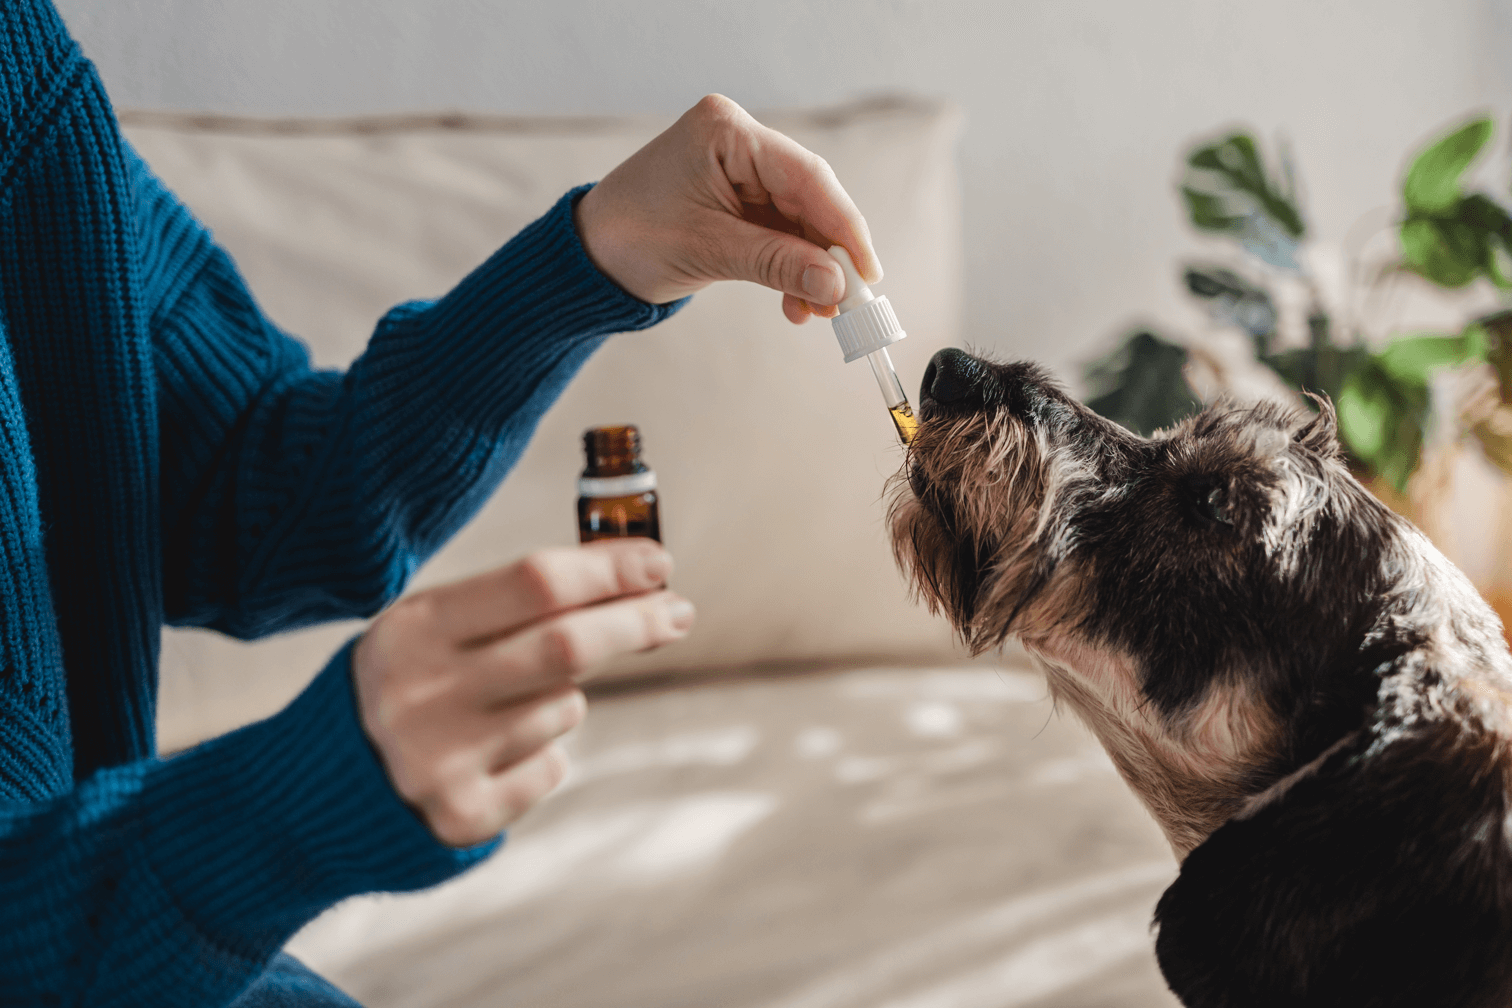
left=123, top=100, right=966, bottom=752
left=284, top=662, right=1180, bottom=1008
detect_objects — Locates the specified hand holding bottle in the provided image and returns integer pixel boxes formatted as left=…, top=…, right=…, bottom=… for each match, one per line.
left=352, top=539, right=693, bottom=848
left=573, top=93, right=883, bottom=324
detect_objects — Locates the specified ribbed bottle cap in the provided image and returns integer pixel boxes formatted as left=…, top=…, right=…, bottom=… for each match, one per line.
left=828, top=245, right=906, bottom=363
left=582, top=425, right=646, bottom=477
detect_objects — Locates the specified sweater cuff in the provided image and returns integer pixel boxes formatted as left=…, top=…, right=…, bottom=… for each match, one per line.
left=353, top=183, right=688, bottom=443
left=560, top=182, right=694, bottom=314
left=141, top=640, right=497, bottom=959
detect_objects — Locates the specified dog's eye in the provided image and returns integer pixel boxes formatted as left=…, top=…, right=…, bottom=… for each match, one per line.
left=1203, top=486, right=1233, bottom=525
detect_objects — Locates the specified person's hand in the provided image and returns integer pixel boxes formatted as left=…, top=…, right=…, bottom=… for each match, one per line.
left=352, top=539, right=693, bottom=848
left=574, top=93, right=882, bottom=324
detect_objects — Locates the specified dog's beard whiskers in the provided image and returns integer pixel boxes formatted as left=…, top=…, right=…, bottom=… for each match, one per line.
left=887, top=495, right=953, bottom=618
left=887, top=406, right=1057, bottom=642
left=992, top=425, right=1030, bottom=509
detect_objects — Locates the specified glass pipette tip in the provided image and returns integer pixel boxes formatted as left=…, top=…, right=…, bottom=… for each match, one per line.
left=866, top=347, right=917, bottom=445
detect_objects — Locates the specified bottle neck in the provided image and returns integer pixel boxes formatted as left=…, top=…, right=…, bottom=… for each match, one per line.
left=582, top=425, right=650, bottom=477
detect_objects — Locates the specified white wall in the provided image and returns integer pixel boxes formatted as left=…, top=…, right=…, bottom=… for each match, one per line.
left=54, top=0, right=1512, bottom=383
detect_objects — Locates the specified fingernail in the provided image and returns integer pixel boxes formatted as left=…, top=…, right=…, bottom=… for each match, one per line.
left=551, top=690, right=587, bottom=727
left=666, top=597, right=696, bottom=632
left=802, top=264, right=842, bottom=305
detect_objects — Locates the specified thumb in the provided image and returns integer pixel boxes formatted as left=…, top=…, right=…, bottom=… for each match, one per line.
left=716, top=216, right=845, bottom=308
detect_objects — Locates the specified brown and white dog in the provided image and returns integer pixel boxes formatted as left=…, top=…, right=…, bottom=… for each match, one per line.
left=889, top=348, right=1512, bottom=1008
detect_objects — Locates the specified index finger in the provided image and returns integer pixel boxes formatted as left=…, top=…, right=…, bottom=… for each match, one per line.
left=745, top=126, right=883, bottom=285
left=423, top=539, right=672, bottom=646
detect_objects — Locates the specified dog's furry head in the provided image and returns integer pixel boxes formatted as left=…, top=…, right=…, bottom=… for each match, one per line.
left=890, top=349, right=1512, bottom=1007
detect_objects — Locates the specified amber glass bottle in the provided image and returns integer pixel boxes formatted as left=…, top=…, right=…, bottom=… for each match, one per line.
left=577, top=425, right=661, bottom=543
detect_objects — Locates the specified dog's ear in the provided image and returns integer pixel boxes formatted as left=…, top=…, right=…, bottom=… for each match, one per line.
left=1293, top=395, right=1341, bottom=459
left=1154, top=679, right=1512, bottom=1008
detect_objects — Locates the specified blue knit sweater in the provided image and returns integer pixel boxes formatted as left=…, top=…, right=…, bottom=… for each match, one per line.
left=0, top=3, right=684, bottom=1005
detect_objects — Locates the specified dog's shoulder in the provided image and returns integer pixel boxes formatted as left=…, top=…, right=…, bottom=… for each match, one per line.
left=1154, top=679, right=1512, bottom=1008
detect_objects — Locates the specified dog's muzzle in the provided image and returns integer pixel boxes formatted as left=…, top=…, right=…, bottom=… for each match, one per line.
left=921, top=348, right=994, bottom=411
left=910, top=348, right=1002, bottom=499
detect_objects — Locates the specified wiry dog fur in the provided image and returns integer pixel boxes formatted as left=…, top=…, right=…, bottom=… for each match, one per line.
left=889, top=349, right=1512, bottom=1008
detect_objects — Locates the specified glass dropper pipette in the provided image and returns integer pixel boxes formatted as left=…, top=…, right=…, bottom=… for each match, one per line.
left=826, top=245, right=916, bottom=445
left=866, top=346, right=919, bottom=444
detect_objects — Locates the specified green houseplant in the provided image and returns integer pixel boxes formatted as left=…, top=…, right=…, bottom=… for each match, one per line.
left=1086, top=117, right=1512, bottom=494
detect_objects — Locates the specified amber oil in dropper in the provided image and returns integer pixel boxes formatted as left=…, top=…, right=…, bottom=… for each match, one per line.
left=889, top=404, right=918, bottom=443
left=868, top=347, right=918, bottom=444
left=577, top=425, right=661, bottom=543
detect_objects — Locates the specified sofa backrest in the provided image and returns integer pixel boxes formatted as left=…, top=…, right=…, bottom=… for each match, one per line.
left=124, top=100, right=969, bottom=751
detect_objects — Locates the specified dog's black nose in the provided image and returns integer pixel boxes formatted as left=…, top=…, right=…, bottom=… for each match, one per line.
left=923, top=348, right=986, bottom=405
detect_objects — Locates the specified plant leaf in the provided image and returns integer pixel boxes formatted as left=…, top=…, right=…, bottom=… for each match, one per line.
left=1337, top=359, right=1429, bottom=493
left=1459, top=194, right=1512, bottom=289
left=1401, top=216, right=1485, bottom=287
left=1458, top=192, right=1512, bottom=235
left=1375, top=326, right=1487, bottom=385
left=1181, top=187, right=1242, bottom=232
left=1262, top=345, right=1371, bottom=404
left=1184, top=265, right=1277, bottom=356
left=1483, top=311, right=1512, bottom=402
left=1337, top=366, right=1393, bottom=460
left=1488, top=244, right=1512, bottom=289
left=1084, top=331, right=1201, bottom=436
left=1326, top=327, right=1483, bottom=491
left=1403, top=117, right=1493, bottom=215
left=1182, top=133, right=1306, bottom=253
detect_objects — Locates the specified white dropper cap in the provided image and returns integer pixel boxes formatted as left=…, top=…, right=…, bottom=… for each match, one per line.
left=828, top=245, right=906, bottom=363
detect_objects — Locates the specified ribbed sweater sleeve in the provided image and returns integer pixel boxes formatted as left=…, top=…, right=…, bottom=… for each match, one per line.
left=0, top=3, right=702, bottom=1003
left=1, top=642, right=497, bottom=1006
left=140, top=145, right=685, bottom=636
